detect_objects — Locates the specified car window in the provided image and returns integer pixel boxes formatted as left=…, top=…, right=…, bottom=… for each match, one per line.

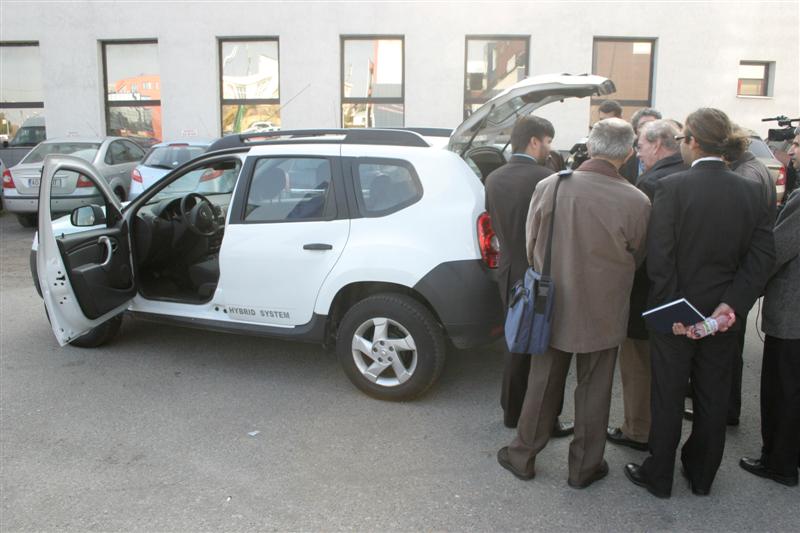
left=143, top=145, right=206, bottom=169
left=22, top=142, right=100, bottom=164
left=244, top=157, right=334, bottom=223
left=122, top=140, right=145, bottom=162
left=10, top=126, right=46, bottom=147
left=147, top=159, right=241, bottom=205
left=748, top=138, right=775, bottom=159
left=354, top=159, right=422, bottom=216
left=105, top=141, right=126, bottom=165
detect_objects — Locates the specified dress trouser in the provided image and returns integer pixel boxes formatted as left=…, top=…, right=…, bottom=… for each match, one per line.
left=619, top=337, right=651, bottom=442
left=760, top=335, right=800, bottom=476
left=507, top=346, right=617, bottom=485
left=501, top=349, right=565, bottom=427
left=728, top=318, right=747, bottom=422
left=641, top=331, right=737, bottom=495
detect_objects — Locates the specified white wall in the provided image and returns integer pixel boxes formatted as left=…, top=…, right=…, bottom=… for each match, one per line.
left=2, top=1, right=798, bottom=149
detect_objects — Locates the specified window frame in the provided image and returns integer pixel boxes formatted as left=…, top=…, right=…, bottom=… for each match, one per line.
left=217, top=36, right=281, bottom=135
left=101, top=39, right=161, bottom=138
left=463, top=35, right=530, bottom=119
left=350, top=157, right=423, bottom=218
left=737, top=60, right=771, bottom=97
left=0, top=41, right=45, bottom=132
left=590, top=36, right=657, bottom=109
left=340, top=35, right=405, bottom=128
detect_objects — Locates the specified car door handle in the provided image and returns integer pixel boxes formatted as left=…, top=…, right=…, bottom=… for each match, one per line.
left=99, top=236, right=114, bottom=267
left=303, top=243, right=333, bottom=251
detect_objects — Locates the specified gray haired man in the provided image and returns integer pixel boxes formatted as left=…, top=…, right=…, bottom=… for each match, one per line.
left=497, top=119, right=651, bottom=488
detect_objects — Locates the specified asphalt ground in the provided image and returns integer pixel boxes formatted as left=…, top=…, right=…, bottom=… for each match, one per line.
left=1, top=211, right=798, bottom=532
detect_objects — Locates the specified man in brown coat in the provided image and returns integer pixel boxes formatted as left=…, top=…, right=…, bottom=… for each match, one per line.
left=497, top=118, right=651, bottom=488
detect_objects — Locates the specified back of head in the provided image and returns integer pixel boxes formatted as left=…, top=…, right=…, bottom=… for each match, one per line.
left=587, top=118, right=635, bottom=161
left=632, top=107, right=662, bottom=131
left=685, top=108, right=749, bottom=161
left=598, top=100, right=623, bottom=118
left=510, top=115, right=555, bottom=154
left=641, top=119, right=680, bottom=153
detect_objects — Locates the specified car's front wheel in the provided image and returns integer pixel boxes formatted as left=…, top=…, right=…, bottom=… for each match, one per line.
left=336, top=293, right=446, bottom=401
left=68, top=315, right=123, bottom=348
left=16, top=213, right=37, bottom=228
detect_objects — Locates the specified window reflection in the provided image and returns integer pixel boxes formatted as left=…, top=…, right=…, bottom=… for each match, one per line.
left=590, top=38, right=655, bottom=123
left=221, top=104, right=281, bottom=135
left=103, top=41, right=162, bottom=143
left=0, top=44, right=45, bottom=143
left=341, top=37, right=404, bottom=128
left=464, top=37, right=528, bottom=118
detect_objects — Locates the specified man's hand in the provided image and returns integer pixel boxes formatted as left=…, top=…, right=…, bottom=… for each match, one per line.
left=710, top=303, right=736, bottom=332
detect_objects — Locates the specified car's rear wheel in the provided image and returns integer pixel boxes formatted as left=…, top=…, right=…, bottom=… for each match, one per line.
left=69, top=315, right=123, bottom=348
left=113, top=187, right=126, bottom=203
left=16, top=213, right=37, bottom=228
left=336, top=293, right=446, bottom=401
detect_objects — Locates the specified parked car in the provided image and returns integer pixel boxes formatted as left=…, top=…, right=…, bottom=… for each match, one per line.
left=32, top=73, right=615, bottom=400
left=3, top=137, right=145, bottom=227
left=748, top=134, right=786, bottom=204
left=244, top=121, right=280, bottom=133
left=129, top=139, right=214, bottom=200
left=0, top=115, right=46, bottom=171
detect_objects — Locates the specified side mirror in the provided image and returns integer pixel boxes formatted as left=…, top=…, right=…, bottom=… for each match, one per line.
left=71, top=204, right=106, bottom=227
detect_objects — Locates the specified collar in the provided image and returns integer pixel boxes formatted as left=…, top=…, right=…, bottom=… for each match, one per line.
left=691, top=156, right=724, bottom=167
left=577, top=158, right=623, bottom=179
left=511, top=153, right=539, bottom=164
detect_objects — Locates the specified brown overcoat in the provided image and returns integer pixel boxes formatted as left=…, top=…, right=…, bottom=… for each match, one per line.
left=526, top=158, right=651, bottom=353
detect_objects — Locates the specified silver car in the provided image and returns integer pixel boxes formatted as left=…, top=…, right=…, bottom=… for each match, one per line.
left=129, top=139, right=214, bottom=200
left=2, top=137, right=145, bottom=227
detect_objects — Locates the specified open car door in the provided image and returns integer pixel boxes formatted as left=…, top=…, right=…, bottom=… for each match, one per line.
left=37, top=154, right=136, bottom=345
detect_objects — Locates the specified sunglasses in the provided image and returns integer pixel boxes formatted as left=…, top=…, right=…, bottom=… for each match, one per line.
left=675, top=133, right=693, bottom=143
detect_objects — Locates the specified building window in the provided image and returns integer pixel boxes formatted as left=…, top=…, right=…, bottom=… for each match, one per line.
left=0, top=42, right=45, bottom=144
left=464, top=36, right=529, bottom=118
left=219, top=38, right=280, bottom=135
left=591, top=38, right=656, bottom=123
left=341, top=36, right=404, bottom=128
left=102, top=40, right=162, bottom=144
left=738, top=61, right=772, bottom=97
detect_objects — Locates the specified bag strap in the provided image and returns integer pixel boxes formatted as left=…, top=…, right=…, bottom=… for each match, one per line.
left=541, top=169, right=573, bottom=276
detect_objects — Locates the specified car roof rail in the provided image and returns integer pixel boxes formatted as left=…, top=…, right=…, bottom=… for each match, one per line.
left=206, top=128, right=430, bottom=152
left=399, top=127, right=453, bottom=137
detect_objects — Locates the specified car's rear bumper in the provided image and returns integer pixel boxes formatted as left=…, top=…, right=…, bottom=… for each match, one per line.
left=413, top=259, right=504, bottom=349
left=2, top=194, right=104, bottom=214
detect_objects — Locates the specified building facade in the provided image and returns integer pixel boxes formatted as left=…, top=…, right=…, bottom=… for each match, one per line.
left=1, top=1, right=797, bottom=149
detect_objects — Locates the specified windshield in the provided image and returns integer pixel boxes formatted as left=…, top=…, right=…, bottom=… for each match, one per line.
left=143, top=145, right=207, bottom=169
left=146, top=159, right=241, bottom=205
left=23, top=142, right=100, bottom=164
left=748, top=138, right=775, bottom=159
left=10, top=126, right=46, bottom=147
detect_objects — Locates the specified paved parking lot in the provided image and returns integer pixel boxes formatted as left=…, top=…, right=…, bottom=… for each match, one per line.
left=1, top=211, right=797, bottom=532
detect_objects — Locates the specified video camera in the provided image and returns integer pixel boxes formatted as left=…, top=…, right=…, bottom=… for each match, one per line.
left=762, top=115, right=799, bottom=142
left=567, top=137, right=589, bottom=169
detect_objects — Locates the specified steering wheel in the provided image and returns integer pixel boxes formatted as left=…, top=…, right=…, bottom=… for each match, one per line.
left=179, top=193, right=222, bottom=237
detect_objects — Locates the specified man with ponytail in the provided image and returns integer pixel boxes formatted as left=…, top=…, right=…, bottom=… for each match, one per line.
left=625, top=108, right=775, bottom=498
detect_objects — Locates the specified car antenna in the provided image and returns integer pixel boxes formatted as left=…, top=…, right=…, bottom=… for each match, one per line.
left=460, top=103, right=495, bottom=157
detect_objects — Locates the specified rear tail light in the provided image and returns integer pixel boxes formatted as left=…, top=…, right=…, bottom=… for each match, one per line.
left=2, top=169, right=15, bottom=189
left=199, top=169, right=223, bottom=182
left=76, top=175, right=94, bottom=187
left=776, top=166, right=786, bottom=186
left=477, top=212, right=499, bottom=269
left=132, top=168, right=143, bottom=183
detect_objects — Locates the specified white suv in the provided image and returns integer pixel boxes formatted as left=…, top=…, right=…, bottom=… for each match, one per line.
left=33, top=74, right=615, bottom=400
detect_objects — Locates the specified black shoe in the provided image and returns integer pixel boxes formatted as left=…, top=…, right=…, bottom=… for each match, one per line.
left=624, top=463, right=671, bottom=499
left=497, top=447, right=535, bottom=481
left=683, top=408, right=694, bottom=421
left=680, top=465, right=710, bottom=495
left=739, top=456, right=799, bottom=487
left=568, top=460, right=609, bottom=489
left=553, top=418, right=574, bottom=438
left=606, top=427, right=649, bottom=451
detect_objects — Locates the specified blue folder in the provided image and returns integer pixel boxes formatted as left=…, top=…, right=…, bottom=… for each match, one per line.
left=642, top=298, right=705, bottom=334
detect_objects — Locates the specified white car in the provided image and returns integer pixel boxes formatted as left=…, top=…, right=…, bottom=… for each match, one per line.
left=33, top=74, right=615, bottom=400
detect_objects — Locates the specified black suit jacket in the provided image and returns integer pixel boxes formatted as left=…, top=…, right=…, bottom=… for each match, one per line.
left=647, top=160, right=775, bottom=322
left=484, top=154, right=554, bottom=307
left=627, top=152, right=687, bottom=339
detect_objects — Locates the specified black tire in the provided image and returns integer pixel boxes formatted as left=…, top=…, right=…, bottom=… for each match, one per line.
left=114, top=187, right=126, bottom=202
left=68, top=314, right=123, bottom=348
left=336, top=293, right=446, bottom=401
left=16, top=213, right=37, bottom=228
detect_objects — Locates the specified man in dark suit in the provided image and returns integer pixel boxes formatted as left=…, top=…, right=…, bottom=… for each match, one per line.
left=620, top=108, right=662, bottom=184
left=607, top=120, right=685, bottom=451
left=625, top=108, right=775, bottom=498
left=484, top=116, right=573, bottom=436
